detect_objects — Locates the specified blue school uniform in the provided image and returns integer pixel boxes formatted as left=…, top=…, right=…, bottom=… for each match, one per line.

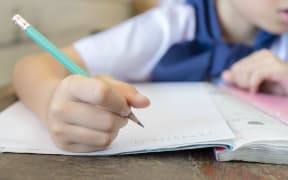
left=151, top=0, right=278, bottom=81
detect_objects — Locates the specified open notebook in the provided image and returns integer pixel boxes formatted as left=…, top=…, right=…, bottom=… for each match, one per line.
left=0, top=83, right=288, bottom=164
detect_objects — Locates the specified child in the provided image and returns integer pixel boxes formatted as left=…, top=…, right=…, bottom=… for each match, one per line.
left=13, top=0, right=288, bottom=152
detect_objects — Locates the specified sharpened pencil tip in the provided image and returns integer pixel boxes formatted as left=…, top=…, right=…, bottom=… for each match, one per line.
left=128, top=112, right=144, bottom=128
left=137, top=121, right=145, bottom=128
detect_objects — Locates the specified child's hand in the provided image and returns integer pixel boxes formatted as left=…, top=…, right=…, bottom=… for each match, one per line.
left=222, top=49, right=288, bottom=96
left=46, top=75, right=150, bottom=153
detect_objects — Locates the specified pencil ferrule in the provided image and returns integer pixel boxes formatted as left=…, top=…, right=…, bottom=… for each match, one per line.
left=12, top=14, right=30, bottom=30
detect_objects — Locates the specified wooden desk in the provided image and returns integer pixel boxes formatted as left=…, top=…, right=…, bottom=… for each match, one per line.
left=0, top=84, right=287, bottom=180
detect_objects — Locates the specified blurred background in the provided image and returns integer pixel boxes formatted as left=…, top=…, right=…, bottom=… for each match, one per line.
left=0, top=0, right=184, bottom=86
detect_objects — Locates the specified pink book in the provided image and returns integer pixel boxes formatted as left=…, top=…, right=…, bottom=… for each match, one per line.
left=222, top=86, right=288, bottom=125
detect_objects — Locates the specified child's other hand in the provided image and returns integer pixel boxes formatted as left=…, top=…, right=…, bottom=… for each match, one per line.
left=222, top=49, right=288, bottom=96
left=46, top=75, right=150, bottom=153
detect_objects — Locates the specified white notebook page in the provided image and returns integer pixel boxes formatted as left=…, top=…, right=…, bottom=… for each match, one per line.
left=0, top=83, right=234, bottom=155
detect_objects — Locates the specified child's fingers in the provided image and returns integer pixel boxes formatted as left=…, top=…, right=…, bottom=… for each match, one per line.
left=54, top=101, right=128, bottom=132
left=61, top=75, right=130, bottom=116
left=52, top=130, right=119, bottom=153
left=222, top=68, right=251, bottom=88
left=223, top=50, right=288, bottom=94
left=100, top=77, right=150, bottom=108
left=119, top=85, right=150, bottom=108
left=249, top=70, right=269, bottom=93
left=52, top=124, right=118, bottom=148
left=248, top=62, right=283, bottom=93
left=126, top=93, right=150, bottom=108
left=231, top=63, right=255, bottom=89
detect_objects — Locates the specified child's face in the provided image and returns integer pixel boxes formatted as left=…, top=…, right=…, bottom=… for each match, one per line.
left=229, top=0, right=288, bottom=33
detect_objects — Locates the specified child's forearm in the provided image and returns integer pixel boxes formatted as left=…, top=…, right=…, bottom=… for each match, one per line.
left=12, top=46, right=84, bottom=125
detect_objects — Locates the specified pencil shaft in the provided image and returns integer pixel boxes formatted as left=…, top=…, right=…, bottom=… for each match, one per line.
left=25, top=26, right=90, bottom=77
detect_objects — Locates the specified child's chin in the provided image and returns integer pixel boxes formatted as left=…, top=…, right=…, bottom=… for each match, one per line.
left=265, top=24, right=288, bottom=34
